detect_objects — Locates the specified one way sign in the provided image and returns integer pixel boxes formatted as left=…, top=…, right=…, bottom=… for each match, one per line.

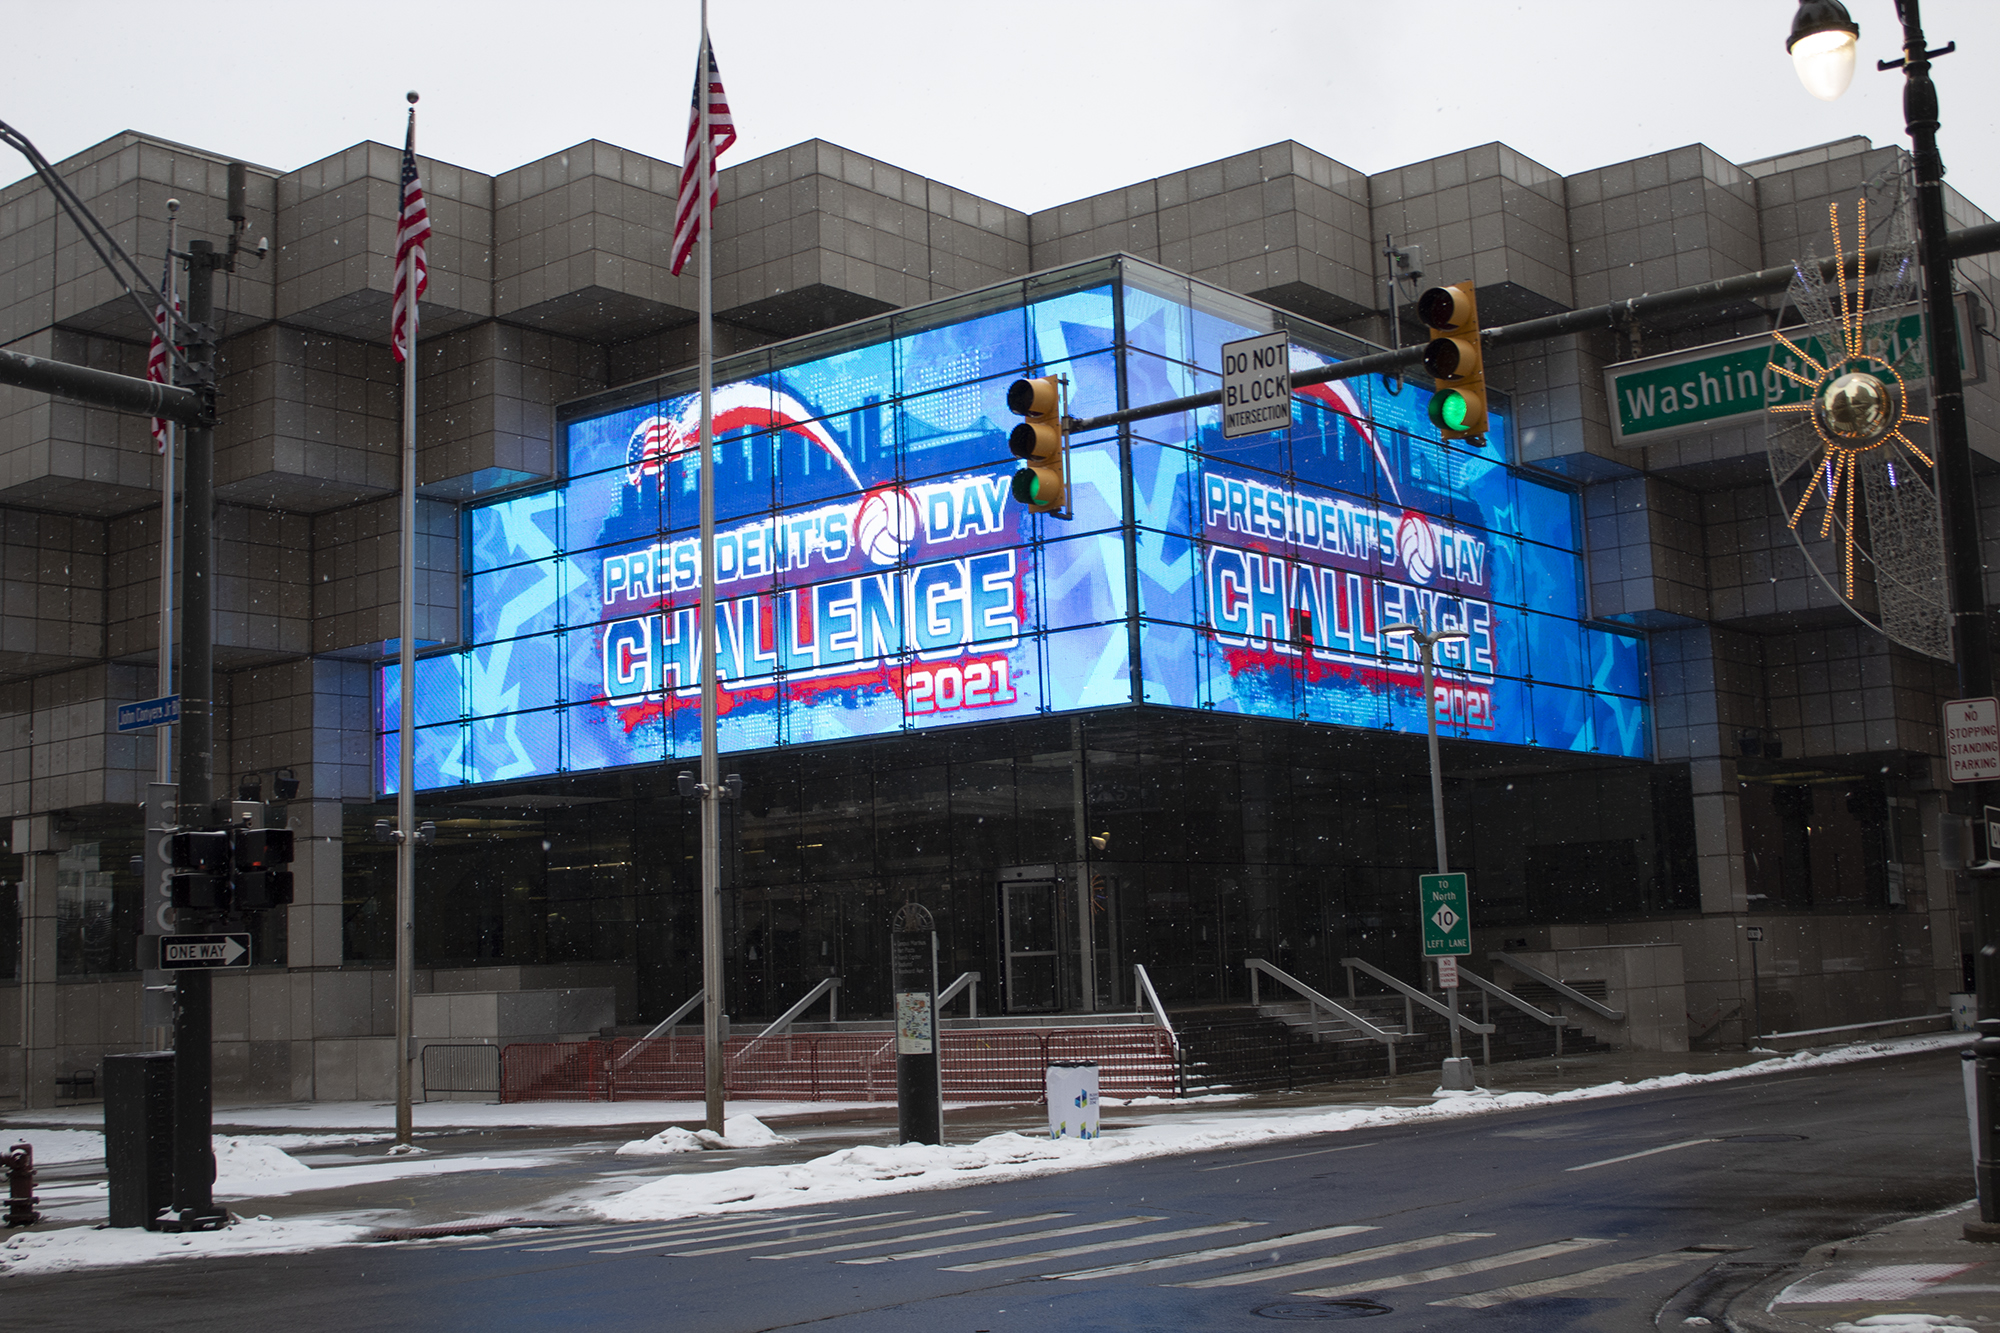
left=161, top=933, right=252, bottom=970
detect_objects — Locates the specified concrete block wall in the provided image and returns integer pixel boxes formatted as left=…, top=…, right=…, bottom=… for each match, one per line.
left=0, top=507, right=106, bottom=679
left=0, top=663, right=156, bottom=817
left=309, top=495, right=459, bottom=655
left=1584, top=475, right=1709, bottom=625
left=216, top=325, right=402, bottom=512
left=414, top=322, right=606, bottom=498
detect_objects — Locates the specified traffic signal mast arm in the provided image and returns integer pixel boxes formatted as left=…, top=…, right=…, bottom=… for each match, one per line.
left=1064, top=218, right=2000, bottom=437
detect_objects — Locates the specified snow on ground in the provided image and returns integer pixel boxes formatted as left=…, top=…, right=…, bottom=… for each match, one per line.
left=595, top=1034, right=1974, bottom=1222
left=1828, top=1318, right=1979, bottom=1331
left=617, top=1114, right=797, bottom=1156
left=0, top=1215, right=372, bottom=1276
left=0, top=1129, right=104, bottom=1166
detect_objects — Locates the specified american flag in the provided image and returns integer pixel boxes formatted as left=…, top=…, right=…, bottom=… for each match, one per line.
left=146, top=261, right=177, bottom=454
left=390, top=110, right=431, bottom=363
left=668, top=36, right=737, bottom=278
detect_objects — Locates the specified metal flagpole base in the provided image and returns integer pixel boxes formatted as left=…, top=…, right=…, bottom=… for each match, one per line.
left=1438, top=1057, right=1477, bottom=1091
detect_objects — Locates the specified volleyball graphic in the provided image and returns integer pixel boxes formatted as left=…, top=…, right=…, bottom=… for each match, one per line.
left=855, top=486, right=921, bottom=565
left=1396, top=512, right=1439, bottom=585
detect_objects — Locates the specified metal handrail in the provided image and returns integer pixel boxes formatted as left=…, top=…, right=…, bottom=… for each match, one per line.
left=938, top=971, right=981, bottom=1019
left=1456, top=969, right=1559, bottom=1026
left=1341, top=956, right=1496, bottom=1036
left=1134, top=965, right=1184, bottom=1097
left=1489, top=952, right=1625, bottom=1021
left=1245, top=958, right=1403, bottom=1076
left=735, top=977, right=843, bottom=1064
left=610, top=988, right=705, bottom=1072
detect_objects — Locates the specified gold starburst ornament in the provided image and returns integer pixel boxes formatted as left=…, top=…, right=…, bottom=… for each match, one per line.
left=1765, top=166, right=1949, bottom=661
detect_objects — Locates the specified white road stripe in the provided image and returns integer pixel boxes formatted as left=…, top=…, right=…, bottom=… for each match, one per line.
left=482, top=1213, right=801, bottom=1252
left=838, top=1216, right=1163, bottom=1266
left=663, top=1210, right=979, bottom=1257
left=1565, top=1139, right=1719, bottom=1173
left=943, top=1222, right=1264, bottom=1273
left=1173, top=1232, right=1493, bottom=1289
left=1196, top=1143, right=1380, bottom=1172
left=518, top=1213, right=844, bottom=1253
left=1048, top=1224, right=1379, bottom=1281
left=1293, top=1236, right=1614, bottom=1299
left=1429, top=1250, right=1708, bottom=1308
left=752, top=1212, right=1072, bottom=1260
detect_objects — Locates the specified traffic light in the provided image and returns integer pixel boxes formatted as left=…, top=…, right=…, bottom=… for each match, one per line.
left=168, top=829, right=231, bottom=912
left=1417, top=282, right=1487, bottom=443
left=1005, top=375, right=1069, bottom=516
left=231, top=826, right=295, bottom=911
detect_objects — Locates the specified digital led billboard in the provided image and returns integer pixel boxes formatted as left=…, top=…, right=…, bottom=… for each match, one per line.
left=381, top=258, right=1648, bottom=793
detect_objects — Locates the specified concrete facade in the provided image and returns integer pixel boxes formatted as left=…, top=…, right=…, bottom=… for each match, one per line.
left=2, top=127, right=1994, bottom=1104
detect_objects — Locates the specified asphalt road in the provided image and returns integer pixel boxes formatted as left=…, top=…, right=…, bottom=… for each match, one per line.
left=4, top=1049, right=1971, bottom=1332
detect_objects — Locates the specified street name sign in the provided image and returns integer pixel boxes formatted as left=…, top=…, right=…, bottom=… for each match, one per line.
left=1945, top=696, right=2000, bottom=782
left=1604, top=295, right=1978, bottom=447
left=116, top=695, right=180, bottom=733
left=1419, top=873, right=1470, bottom=957
left=1221, top=331, right=1291, bottom=440
left=161, top=933, right=251, bottom=970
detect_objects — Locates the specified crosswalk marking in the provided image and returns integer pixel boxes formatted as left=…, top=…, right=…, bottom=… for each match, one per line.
left=1195, top=1143, right=1379, bottom=1172
left=838, top=1216, right=1164, bottom=1266
left=1565, top=1138, right=1718, bottom=1173
left=1428, top=1250, right=1708, bottom=1308
left=473, top=1213, right=804, bottom=1252
left=1293, top=1236, right=1613, bottom=1299
left=942, top=1221, right=1265, bottom=1273
left=661, top=1210, right=979, bottom=1257
left=516, top=1212, right=854, bottom=1254
left=1174, top=1232, right=1494, bottom=1289
left=1046, top=1224, right=1379, bottom=1281
left=753, top=1212, right=1073, bottom=1261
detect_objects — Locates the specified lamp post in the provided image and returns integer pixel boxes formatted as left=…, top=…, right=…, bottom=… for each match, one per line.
left=1786, top=0, right=1999, bottom=1241
left=1383, top=617, right=1474, bottom=1090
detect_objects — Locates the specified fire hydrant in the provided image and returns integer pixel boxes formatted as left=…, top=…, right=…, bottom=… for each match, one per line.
left=2, top=1141, right=40, bottom=1228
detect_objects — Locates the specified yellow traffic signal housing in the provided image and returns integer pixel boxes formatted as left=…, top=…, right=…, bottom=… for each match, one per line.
left=1006, top=375, right=1070, bottom=515
left=1417, top=282, right=1488, bottom=443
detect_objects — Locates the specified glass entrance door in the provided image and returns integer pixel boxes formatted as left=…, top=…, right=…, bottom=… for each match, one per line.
left=1001, top=879, right=1060, bottom=1012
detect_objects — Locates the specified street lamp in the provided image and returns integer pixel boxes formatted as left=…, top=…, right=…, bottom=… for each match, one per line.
left=1383, top=617, right=1475, bottom=1091
left=1789, top=0, right=1862, bottom=99
left=1783, top=0, right=1999, bottom=1243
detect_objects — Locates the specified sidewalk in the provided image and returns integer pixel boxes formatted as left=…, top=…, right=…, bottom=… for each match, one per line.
left=1725, top=1202, right=2000, bottom=1333
left=0, top=1033, right=1985, bottom=1288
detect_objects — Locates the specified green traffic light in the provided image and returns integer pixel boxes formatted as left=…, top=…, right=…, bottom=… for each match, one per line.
left=1012, top=469, right=1040, bottom=504
left=1429, top=389, right=1469, bottom=432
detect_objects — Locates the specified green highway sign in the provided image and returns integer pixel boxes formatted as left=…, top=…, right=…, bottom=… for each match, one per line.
left=1419, top=873, right=1470, bottom=957
left=1605, top=296, right=1977, bottom=447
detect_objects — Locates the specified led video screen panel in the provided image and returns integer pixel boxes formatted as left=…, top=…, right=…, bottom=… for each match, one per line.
left=381, top=261, right=1648, bottom=793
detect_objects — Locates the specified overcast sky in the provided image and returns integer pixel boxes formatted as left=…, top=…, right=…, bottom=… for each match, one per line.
left=7, top=0, right=2000, bottom=229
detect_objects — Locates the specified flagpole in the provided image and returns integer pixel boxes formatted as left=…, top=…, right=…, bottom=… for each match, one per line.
left=696, top=9, right=726, bottom=1137
left=394, top=91, right=421, bottom=1148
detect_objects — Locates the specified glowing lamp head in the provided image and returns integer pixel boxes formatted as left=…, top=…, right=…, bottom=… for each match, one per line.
left=1819, top=370, right=1894, bottom=441
left=1787, top=0, right=1860, bottom=101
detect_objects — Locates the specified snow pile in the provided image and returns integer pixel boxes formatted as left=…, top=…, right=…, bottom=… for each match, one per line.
left=618, top=1115, right=797, bottom=1156
left=212, top=1136, right=313, bottom=1187
left=618, top=1127, right=706, bottom=1156
left=0, top=1215, right=371, bottom=1276
left=1829, top=1317, right=1977, bottom=1332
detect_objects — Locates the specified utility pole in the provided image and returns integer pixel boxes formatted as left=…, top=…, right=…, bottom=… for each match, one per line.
left=167, top=236, right=227, bottom=1231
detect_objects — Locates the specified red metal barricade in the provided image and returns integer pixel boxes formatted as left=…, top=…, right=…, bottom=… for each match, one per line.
left=499, top=1025, right=1177, bottom=1104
